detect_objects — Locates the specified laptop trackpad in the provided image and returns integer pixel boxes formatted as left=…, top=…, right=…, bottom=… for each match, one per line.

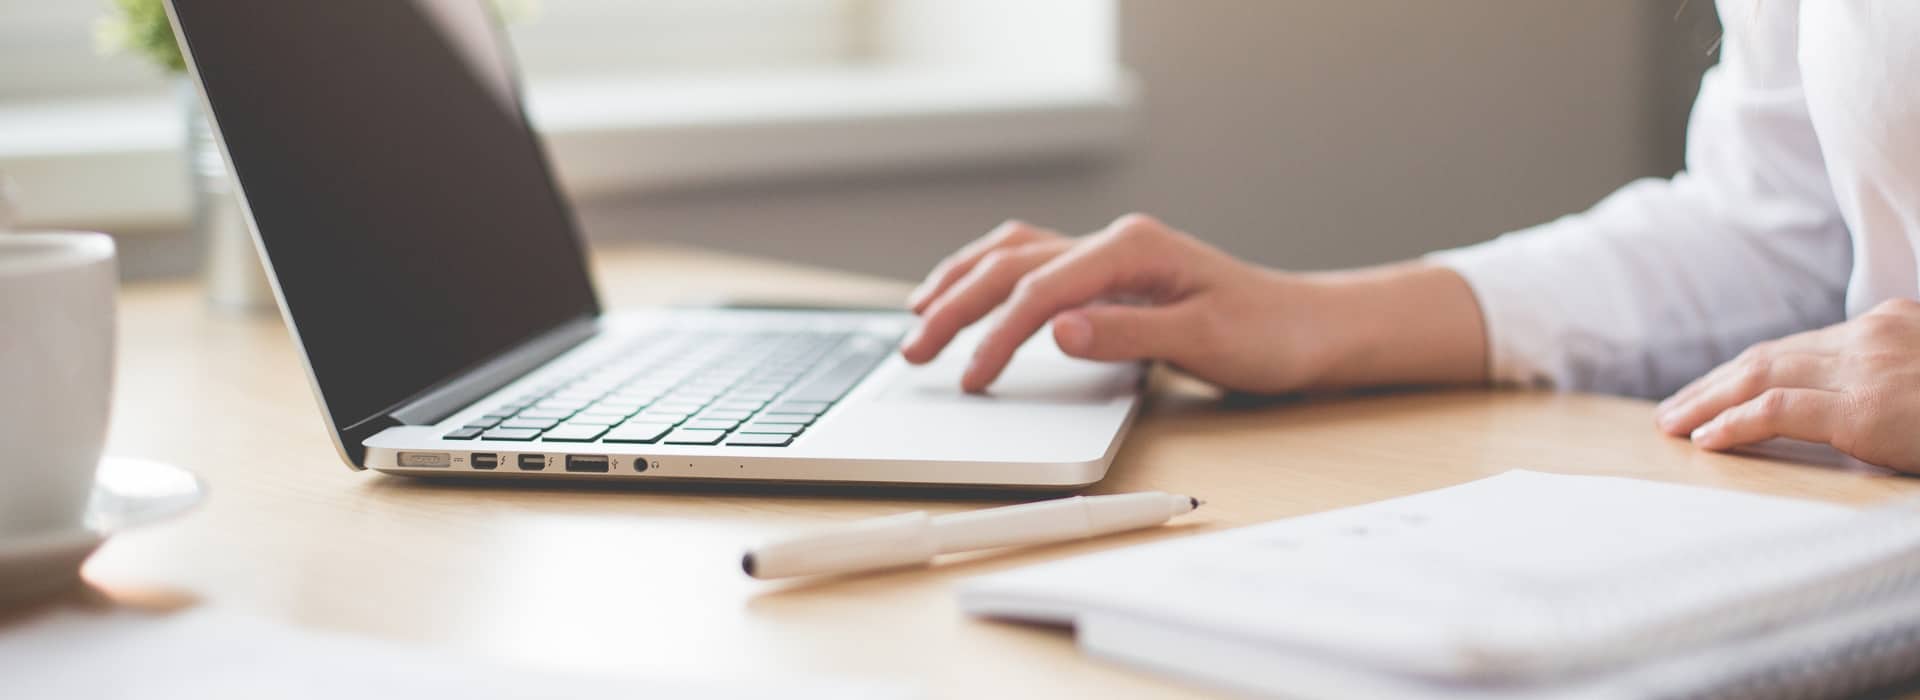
left=878, top=335, right=1138, bottom=405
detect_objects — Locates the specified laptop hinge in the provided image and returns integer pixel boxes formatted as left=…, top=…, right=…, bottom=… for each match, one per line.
left=338, top=416, right=400, bottom=469
left=385, top=316, right=600, bottom=428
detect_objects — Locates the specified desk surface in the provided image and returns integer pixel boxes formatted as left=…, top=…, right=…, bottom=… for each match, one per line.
left=51, top=245, right=1920, bottom=697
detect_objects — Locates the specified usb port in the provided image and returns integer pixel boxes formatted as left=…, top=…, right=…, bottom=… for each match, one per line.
left=470, top=453, right=498, bottom=470
left=565, top=455, right=610, bottom=473
left=517, top=454, right=547, bottom=471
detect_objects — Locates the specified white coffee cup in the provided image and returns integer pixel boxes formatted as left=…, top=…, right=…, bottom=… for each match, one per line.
left=0, top=232, right=117, bottom=538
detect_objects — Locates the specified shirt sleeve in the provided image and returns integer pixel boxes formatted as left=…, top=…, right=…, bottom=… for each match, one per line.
left=1426, top=3, right=1852, bottom=399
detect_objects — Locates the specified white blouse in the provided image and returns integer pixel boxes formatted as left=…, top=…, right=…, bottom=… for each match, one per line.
left=1429, top=0, right=1919, bottom=398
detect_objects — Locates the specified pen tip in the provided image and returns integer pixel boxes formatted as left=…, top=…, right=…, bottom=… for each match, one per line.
left=741, top=553, right=758, bottom=577
left=1190, top=497, right=1202, bottom=510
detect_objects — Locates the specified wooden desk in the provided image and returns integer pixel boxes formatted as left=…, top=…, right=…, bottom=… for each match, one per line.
left=51, top=245, right=1920, bottom=697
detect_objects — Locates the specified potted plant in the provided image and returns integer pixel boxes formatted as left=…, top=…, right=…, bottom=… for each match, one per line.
left=99, top=0, right=273, bottom=313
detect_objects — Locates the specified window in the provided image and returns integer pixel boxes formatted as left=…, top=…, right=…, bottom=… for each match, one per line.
left=0, top=0, right=1129, bottom=230
left=0, top=0, right=162, bottom=99
left=510, top=0, right=864, bottom=81
left=0, top=0, right=871, bottom=98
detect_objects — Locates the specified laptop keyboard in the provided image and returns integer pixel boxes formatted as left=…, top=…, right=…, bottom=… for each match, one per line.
left=442, top=325, right=899, bottom=447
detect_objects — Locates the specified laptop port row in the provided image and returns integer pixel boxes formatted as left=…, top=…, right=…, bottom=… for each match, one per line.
left=461, top=453, right=649, bottom=473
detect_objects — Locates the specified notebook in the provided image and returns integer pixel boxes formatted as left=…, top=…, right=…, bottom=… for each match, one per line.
left=959, top=470, right=1920, bottom=698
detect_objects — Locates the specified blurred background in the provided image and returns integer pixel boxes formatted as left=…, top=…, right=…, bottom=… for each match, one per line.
left=0, top=0, right=1720, bottom=283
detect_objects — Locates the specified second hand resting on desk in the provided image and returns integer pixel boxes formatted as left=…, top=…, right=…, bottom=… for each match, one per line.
left=744, top=492, right=1201, bottom=580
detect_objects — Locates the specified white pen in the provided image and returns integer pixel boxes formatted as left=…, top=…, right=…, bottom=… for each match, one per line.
left=742, top=491, right=1201, bottom=579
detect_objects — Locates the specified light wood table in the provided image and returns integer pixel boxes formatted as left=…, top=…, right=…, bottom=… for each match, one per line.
left=34, top=244, right=1920, bottom=697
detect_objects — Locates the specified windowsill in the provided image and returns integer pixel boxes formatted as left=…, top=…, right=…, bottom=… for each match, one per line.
left=0, top=66, right=1136, bottom=232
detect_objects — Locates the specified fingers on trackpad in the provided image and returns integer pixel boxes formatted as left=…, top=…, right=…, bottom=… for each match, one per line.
left=880, top=356, right=1136, bottom=405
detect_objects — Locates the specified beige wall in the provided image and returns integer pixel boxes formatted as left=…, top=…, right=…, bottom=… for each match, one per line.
left=578, top=1, right=1720, bottom=281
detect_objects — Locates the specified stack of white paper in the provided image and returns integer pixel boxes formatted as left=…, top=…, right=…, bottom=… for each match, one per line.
left=960, top=471, right=1920, bottom=698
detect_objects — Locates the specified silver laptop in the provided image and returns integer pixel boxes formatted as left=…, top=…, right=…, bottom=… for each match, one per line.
left=164, top=0, right=1141, bottom=488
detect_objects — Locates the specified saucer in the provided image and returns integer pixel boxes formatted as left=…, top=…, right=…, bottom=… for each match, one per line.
left=0, top=457, right=205, bottom=606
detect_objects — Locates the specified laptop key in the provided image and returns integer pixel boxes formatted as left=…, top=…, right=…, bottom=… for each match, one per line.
left=726, top=433, right=794, bottom=447
left=784, top=348, right=886, bottom=402
left=601, top=403, right=652, bottom=415
left=480, top=427, right=542, bottom=441
left=697, top=409, right=754, bottom=421
left=602, top=422, right=674, bottom=444
left=541, top=424, right=609, bottom=442
left=685, top=419, right=740, bottom=431
left=738, top=422, right=804, bottom=435
left=566, top=414, right=622, bottom=426
left=515, top=408, right=573, bottom=420
left=664, top=429, right=728, bottom=445
left=501, top=417, right=561, bottom=430
left=632, top=410, right=691, bottom=424
left=758, top=412, right=819, bottom=425
left=444, top=427, right=485, bottom=440
left=768, top=400, right=830, bottom=414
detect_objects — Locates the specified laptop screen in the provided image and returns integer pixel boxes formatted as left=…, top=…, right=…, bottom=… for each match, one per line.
left=169, top=0, right=599, bottom=434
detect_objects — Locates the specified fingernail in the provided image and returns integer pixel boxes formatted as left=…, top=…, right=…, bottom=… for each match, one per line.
left=961, top=356, right=988, bottom=393
left=1054, top=312, right=1092, bottom=355
left=899, top=325, right=924, bottom=352
left=1690, top=424, right=1713, bottom=443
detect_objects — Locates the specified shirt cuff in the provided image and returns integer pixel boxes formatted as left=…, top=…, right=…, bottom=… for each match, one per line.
left=1424, top=234, right=1562, bottom=390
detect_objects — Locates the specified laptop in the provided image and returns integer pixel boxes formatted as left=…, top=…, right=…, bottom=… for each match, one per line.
left=162, top=0, right=1142, bottom=488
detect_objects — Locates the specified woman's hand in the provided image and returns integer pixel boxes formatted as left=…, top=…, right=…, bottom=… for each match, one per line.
left=900, top=214, right=1319, bottom=393
left=899, top=213, right=1490, bottom=394
left=1656, top=299, right=1920, bottom=472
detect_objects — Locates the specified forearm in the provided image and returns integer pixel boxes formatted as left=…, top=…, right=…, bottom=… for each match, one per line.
left=1292, top=263, right=1489, bottom=390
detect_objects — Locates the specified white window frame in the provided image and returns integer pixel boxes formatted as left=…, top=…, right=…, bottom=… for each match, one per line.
left=0, top=0, right=1133, bottom=231
left=0, top=1, right=164, bottom=99
left=508, top=0, right=863, bottom=80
